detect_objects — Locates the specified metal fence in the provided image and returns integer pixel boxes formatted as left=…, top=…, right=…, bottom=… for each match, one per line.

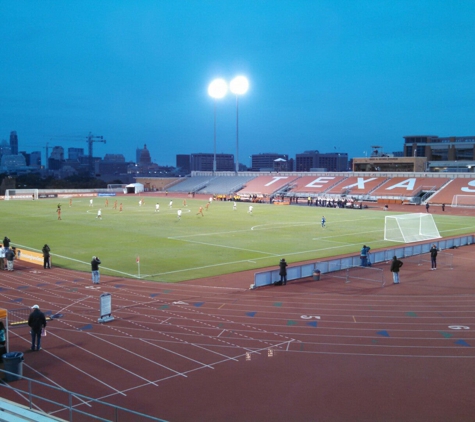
left=253, top=234, right=473, bottom=288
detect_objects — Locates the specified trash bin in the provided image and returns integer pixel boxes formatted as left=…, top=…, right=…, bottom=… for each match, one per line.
left=2, top=352, right=24, bottom=381
left=313, top=270, right=321, bottom=281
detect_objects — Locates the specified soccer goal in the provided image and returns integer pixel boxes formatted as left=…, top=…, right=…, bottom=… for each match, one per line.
left=451, top=195, right=475, bottom=208
left=4, top=189, right=39, bottom=200
left=384, top=213, right=441, bottom=243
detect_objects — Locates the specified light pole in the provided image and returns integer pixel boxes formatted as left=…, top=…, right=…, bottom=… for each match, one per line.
left=208, top=79, right=228, bottom=174
left=230, top=76, right=249, bottom=174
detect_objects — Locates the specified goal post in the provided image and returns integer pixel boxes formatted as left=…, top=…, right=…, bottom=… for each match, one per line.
left=451, top=195, right=475, bottom=208
left=4, top=189, right=39, bottom=200
left=384, top=213, right=441, bottom=243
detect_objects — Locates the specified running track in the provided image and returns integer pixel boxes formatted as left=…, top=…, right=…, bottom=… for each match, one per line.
left=1, top=242, right=475, bottom=421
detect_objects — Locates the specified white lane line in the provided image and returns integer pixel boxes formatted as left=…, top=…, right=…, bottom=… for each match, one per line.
left=139, top=338, right=213, bottom=370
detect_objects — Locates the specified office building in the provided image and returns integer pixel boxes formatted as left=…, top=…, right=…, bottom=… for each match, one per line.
left=295, top=151, right=348, bottom=172
left=251, top=153, right=289, bottom=171
left=9, top=131, right=18, bottom=155
left=190, top=153, right=234, bottom=172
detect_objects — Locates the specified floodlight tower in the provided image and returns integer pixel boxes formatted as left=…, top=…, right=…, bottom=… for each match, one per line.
left=230, top=76, right=249, bottom=174
left=87, top=132, right=106, bottom=175
left=208, top=79, right=228, bottom=174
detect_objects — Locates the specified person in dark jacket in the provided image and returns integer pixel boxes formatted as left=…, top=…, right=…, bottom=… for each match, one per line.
left=390, top=256, right=403, bottom=284
left=5, top=248, right=15, bottom=271
left=3, top=236, right=10, bottom=249
left=28, top=305, right=47, bottom=351
left=360, top=245, right=371, bottom=267
left=279, top=258, right=288, bottom=285
left=91, top=256, right=101, bottom=284
left=42, top=244, right=51, bottom=269
left=430, top=244, right=438, bottom=270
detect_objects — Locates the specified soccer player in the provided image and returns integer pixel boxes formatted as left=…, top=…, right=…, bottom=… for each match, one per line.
left=248, top=205, right=253, bottom=215
left=177, top=209, right=182, bottom=220
left=97, top=209, right=102, bottom=219
left=183, top=199, right=187, bottom=207
left=89, top=199, right=93, bottom=207
left=139, top=199, right=143, bottom=206
left=155, top=203, right=160, bottom=212
left=169, top=200, right=173, bottom=208
left=113, top=200, right=118, bottom=210
left=119, top=203, right=123, bottom=212
left=196, top=206, right=204, bottom=216
left=205, top=201, right=210, bottom=211
left=233, top=202, right=237, bottom=210
left=57, top=207, right=62, bottom=220
left=321, top=216, right=326, bottom=228
left=69, top=198, right=72, bottom=207
left=105, top=198, right=109, bottom=207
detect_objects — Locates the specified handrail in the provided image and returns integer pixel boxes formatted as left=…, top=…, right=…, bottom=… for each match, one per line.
left=0, top=369, right=167, bottom=422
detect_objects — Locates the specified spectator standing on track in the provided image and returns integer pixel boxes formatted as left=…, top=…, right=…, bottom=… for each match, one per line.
left=91, top=256, right=101, bottom=284
left=390, top=256, right=403, bottom=284
left=5, top=248, right=15, bottom=271
left=425, top=203, right=430, bottom=213
left=430, top=244, right=438, bottom=270
left=42, top=244, right=51, bottom=269
left=279, top=258, right=288, bottom=285
left=3, top=236, right=10, bottom=249
left=360, top=245, right=371, bottom=267
left=442, top=203, right=445, bottom=212
left=0, top=247, right=4, bottom=271
left=28, top=305, right=46, bottom=351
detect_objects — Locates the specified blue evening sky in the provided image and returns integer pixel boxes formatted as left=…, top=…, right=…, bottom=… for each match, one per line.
left=1, top=1, right=474, bottom=166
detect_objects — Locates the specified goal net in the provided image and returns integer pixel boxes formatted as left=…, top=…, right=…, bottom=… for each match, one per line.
left=384, top=213, right=441, bottom=243
left=4, top=189, right=39, bottom=200
left=451, top=195, right=475, bottom=208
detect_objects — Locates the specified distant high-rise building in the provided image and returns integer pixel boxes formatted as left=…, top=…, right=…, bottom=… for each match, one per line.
left=296, top=150, right=348, bottom=172
left=176, top=154, right=191, bottom=173
left=68, top=148, right=85, bottom=161
left=49, top=146, right=65, bottom=170
left=10, top=131, right=18, bottom=155
left=251, top=153, right=288, bottom=171
left=0, top=140, right=11, bottom=157
left=104, top=154, right=126, bottom=162
left=29, top=151, right=42, bottom=168
left=191, top=153, right=234, bottom=172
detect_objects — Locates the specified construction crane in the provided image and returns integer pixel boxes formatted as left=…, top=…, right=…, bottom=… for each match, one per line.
left=87, top=132, right=106, bottom=175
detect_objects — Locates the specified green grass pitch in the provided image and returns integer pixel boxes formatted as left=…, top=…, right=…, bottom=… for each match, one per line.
left=2, top=196, right=475, bottom=283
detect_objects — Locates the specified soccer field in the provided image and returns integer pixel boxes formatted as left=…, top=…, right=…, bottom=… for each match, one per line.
left=2, top=196, right=475, bottom=282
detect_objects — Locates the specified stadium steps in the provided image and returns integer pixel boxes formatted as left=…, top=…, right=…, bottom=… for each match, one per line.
left=0, top=398, right=66, bottom=422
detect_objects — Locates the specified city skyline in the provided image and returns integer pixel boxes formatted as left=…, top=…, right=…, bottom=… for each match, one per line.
left=1, top=1, right=474, bottom=167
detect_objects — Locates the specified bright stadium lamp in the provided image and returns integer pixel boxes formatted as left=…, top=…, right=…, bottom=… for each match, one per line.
left=208, top=79, right=228, bottom=174
left=230, top=76, right=249, bottom=173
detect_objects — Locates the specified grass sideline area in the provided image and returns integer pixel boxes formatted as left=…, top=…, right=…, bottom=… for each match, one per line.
left=2, top=196, right=475, bottom=283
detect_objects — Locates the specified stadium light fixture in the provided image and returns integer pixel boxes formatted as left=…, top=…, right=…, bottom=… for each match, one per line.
left=208, top=78, right=228, bottom=174
left=230, top=76, right=249, bottom=173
